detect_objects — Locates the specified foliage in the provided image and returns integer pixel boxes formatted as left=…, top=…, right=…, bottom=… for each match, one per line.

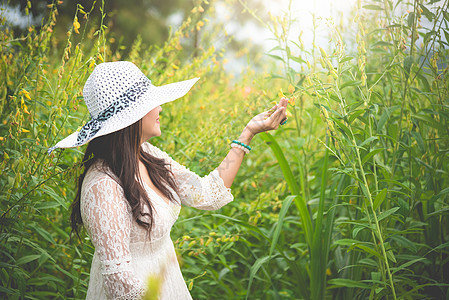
left=231, top=0, right=449, bottom=298
left=1, top=0, right=448, bottom=299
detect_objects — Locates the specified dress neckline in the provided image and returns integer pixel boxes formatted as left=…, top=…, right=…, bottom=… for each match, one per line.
left=141, top=180, right=171, bottom=207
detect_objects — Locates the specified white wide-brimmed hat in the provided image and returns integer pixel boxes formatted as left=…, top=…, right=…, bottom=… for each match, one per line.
left=48, top=61, right=199, bottom=154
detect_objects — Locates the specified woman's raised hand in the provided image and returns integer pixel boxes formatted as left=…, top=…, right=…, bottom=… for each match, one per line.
left=245, top=97, right=289, bottom=136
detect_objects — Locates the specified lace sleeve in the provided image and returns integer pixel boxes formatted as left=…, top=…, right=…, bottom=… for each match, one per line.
left=81, top=173, right=145, bottom=300
left=142, top=142, right=234, bottom=210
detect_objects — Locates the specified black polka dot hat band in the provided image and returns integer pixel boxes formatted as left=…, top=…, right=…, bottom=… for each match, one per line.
left=48, top=61, right=199, bottom=154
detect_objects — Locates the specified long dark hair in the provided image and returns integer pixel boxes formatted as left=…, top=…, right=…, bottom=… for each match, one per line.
left=71, top=119, right=180, bottom=238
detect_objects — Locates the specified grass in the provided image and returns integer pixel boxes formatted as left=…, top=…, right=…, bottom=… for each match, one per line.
left=1, top=0, right=448, bottom=299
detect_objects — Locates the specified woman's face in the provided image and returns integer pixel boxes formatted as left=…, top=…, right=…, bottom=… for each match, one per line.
left=141, top=105, right=162, bottom=143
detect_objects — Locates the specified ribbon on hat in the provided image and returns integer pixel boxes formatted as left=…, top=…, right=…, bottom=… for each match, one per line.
left=48, top=78, right=152, bottom=154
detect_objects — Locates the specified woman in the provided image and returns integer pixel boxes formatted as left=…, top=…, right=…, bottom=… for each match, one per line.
left=49, top=61, right=288, bottom=299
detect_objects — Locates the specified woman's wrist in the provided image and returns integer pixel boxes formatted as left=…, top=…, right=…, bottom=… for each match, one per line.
left=238, top=126, right=255, bottom=146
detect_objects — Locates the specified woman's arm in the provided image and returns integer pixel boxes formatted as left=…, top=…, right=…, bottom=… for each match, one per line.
left=142, top=143, right=234, bottom=210
left=217, top=97, right=288, bottom=188
left=216, top=127, right=254, bottom=189
left=81, top=174, right=145, bottom=299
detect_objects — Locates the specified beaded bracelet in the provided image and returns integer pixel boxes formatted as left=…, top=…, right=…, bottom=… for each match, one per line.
left=231, top=140, right=251, bottom=154
left=231, top=140, right=251, bottom=151
left=231, top=143, right=250, bottom=154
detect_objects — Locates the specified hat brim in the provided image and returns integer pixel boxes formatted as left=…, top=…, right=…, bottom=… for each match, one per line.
left=49, top=77, right=200, bottom=152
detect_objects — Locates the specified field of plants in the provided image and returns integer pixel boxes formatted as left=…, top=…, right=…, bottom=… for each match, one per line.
left=1, top=0, right=448, bottom=299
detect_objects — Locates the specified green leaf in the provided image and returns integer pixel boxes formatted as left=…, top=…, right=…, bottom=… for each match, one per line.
left=417, top=71, right=431, bottom=92
left=378, top=207, right=400, bottom=222
left=0, top=285, right=14, bottom=295
left=334, top=239, right=366, bottom=246
left=269, top=196, right=295, bottom=256
left=328, top=278, right=371, bottom=289
left=404, top=56, right=413, bottom=79
left=268, top=45, right=284, bottom=53
left=353, top=226, right=366, bottom=238
left=349, top=243, right=384, bottom=260
left=419, top=4, right=434, bottom=21
left=411, top=131, right=426, bottom=153
left=42, top=185, right=68, bottom=210
left=259, top=132, right=313, bottom=246
left=331, top=118, right=353, bottom=139
left=370, top=41, right=393, bottom=48
left=339, top=56, right=354, bottom=63
left=407, top=12, right=415, bottom=27
left=33, top=226, right=56, bottom=245
left=16, top=254, right=40, bottom=265
left=437, top=187, right=449, bottom=198
left=444, top=11, right=449, bottom=22
left=443, top=30, right=449, bottom=47
left=339, top=80, right=362, bottom=90
left=348, top=109, right=365, bottom=124
left=35, top=201, right=63, bottom=210
left=362, top=148, right=384, bottom=165
left=265, top=53, right=285, bottom=63
left=373, top=188, right=387, bottom=211
left=246, top=255, right=274, bottom=299
left=392, top=258, right=426, bottom=274
left=290, top=56, right=305, bottom=64
left=359, top=136, right=379, bottom=148
left=363, top=5, right=383, bottom=10
left=386, top=249, right=397, bottom=263
left=424, top=30, right=437, bottom=44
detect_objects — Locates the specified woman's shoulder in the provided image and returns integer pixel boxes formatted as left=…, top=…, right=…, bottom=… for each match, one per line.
left=141, top=141, right=168, bottom=158
left=82, top=160, right=122, bottom=194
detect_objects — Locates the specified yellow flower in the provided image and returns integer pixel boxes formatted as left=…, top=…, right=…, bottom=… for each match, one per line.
left=73, top=16, right=80, bottom=34
left=278, top=88, right=285, bottom=98
left=288, top=96, right=295, bottom=106
left=171, top=63, right=179, bottom=70
left=196, top=20, right=204, bottom=31
left=288, top=83, right=295, bottom=94
left=205, top=237, right=213, bottom=246
left=20, top=89, right=31, bottom=100
left=22, top=129, right=30, bottom=133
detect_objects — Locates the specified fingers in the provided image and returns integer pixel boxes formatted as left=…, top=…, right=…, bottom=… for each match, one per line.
left=270, top=106, right=286, bottom=128
left=264, top=99, right=288, bottom=125
left=264, top=104, right=278, bottom=120
left=279, top=97, right=289, bottom=108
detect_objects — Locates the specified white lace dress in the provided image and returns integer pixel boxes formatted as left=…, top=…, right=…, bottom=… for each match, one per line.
left=80, top=142, right=234, bottom=299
